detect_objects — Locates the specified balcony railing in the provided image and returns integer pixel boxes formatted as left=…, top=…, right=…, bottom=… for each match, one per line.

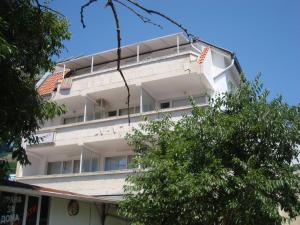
left=17, top=169, right=133, bottom=195
left=65, top=45, right=192, bottom=78
left=41, top=93, right=208, bottom=130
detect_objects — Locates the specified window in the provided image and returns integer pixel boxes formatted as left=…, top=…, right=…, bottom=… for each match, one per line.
left=91, top=158, right=99, bottom=172
left=73, top=160, right=80, bottom=173
left=159, top=96, right=207, bottom=110
left=62, top=160, right=72, bottom=174
left=194, top=96, right=207, bottom=105
left=127, top=155, right=134, bottom=169
left=39, top=196, right=50, bottom=225
left=173, top=98, right=189, bottom=107
left=0, top=192, right=50, bottom=225
left=47, top=162, right=61, bottom=175
left=108, top=110, right=117, bottom=117
left=82, top=158, right=91, bottom=173
left=119, top=106, right=140, bottom=116
left=105, top=156, right=127, bottom=171
left=0, top=192, right=25, bottom=224
left=160, top=102, right=170, bottom=109
left=82, top=157, right=99, bottom=173
left=63, top=115, right=83, bottom=125
left=104, top=155, right=134, bottom=171
left=47, top=159, right=81, bottom=175
left=26, top=196, right=39, bottom=225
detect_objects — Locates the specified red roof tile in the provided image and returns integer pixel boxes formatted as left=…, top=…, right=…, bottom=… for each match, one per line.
left=38, top=72, right=64, bottom=96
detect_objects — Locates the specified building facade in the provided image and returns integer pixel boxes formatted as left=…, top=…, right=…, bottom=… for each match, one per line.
left=12, top=33, right=243, bottom=224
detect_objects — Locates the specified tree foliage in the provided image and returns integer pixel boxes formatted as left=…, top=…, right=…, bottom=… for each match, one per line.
left=0, top=0, right=70, bottom=173
left=120, top=77, right=300, bottom=225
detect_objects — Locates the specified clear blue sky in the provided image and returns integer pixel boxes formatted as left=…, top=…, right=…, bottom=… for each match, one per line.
left=50, top=0, right=300, bottom=105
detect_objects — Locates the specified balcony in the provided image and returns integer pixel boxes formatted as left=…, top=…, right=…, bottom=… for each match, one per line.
left=21, top=101, right=208, bottom=180
left=51, top=44, right=214, bottom=102
left=17, top=169, right=132, bottom=195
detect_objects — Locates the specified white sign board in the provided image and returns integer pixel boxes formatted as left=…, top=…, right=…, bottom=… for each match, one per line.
left=34, top=132, right=55, bottom=144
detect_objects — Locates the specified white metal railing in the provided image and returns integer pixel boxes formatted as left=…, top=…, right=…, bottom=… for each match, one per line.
left=70, top=45, right=192, bottom=78
left=40, top=96, right=208, bottom=131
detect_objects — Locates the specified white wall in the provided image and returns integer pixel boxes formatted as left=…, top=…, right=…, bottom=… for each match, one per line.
left=211, top=50, right=226, bottom=75
left=49, top=197, right=102, bottom=225
left=19, top=171, right=130, bottom=195
left=105, top=215, right=128, bottom=225
left=21, top=154, right=46, bottom=176
left=289, top=216, right=300, bottom=225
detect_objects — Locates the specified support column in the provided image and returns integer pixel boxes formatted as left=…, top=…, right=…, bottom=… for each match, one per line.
left=140, top=86, right=143, bottom=113
left=36, top=197, right=42, bottom=225
left=79, top=148, right=83, bottom=173
left=22, top=195, right=29, bottom=225
left=84, top=97, right=87, bottom=122
left=137, top=45, right=140, bottom=63
left=177, top=35, right=180, bottom=55
left=91, top=56, right=94, bottom=73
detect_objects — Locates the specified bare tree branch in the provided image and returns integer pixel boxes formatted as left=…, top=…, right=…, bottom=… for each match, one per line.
left=114, top=0, right=163, bottom=29
left=79, top=0, right=198, bottom=124
left=124, top=0, right=196, bottom=40
left=106, top=0, right=131, bottom=124
left=81, top=0, right=99, bottom=28
left=40, top=5, right=65, bottom=17
left=34, top=0, right=65, bottom=17
left=34, top=0, right=42, bottom=11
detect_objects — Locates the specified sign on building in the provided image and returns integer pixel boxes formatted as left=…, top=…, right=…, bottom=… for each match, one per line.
left=32, top=132, right=55, bottom=145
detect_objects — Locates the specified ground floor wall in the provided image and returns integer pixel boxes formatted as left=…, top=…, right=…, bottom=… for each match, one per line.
left=288, top=216, right=300, bottom=225
left=48, top=197, right=101, bottom=225
left=0, top=190, right=128, bottom=225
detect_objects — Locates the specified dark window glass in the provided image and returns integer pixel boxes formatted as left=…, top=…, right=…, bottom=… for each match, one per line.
left=26, top=196, right=39, bottom=225
left=62, top=161, right=72, bottom=174
left=47, top=162, right=61, bottom=175
left=127, top=155, right=135, bottom=169
left=73, top=160, right=80, bottom=173
left=39, top=196, right=50, bottom=225
left=108, top=111, right=117, bottom=117
left=105, top=156, right=127, bottom=171
left=160, top=102, right=170, bottom=109
left=0, top=192, right=25, bottom=225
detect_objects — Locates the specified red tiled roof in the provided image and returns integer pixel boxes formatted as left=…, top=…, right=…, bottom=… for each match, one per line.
left=197, top=47, right=210, bottom=64
left=37, top=71, right=64, bottom=96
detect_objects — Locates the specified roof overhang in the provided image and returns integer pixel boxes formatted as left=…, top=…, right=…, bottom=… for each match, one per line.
left=57, top=33, right=189, bottom=70
left=0, top=180, right=120, bottom=204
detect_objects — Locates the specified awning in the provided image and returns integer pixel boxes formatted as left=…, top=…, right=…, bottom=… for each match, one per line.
left=57, top=33, right=189, bottom=70
left=0, top=180, right=121, bottom=204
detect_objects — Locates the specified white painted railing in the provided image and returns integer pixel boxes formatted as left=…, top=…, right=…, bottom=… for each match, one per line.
left=17, top=169, right=133, bottom=196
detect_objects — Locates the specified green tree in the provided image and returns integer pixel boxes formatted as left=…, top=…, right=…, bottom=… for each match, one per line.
left=120, top=77, right=300, bottom=225
left=0, top=0, right=70, bottom=177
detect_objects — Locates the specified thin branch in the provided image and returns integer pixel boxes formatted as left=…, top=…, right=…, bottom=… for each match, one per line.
left=34, top=0, right=65, bottom=17
left=79, top=0, right=198, bottom=125
left=106, top=0, right=131, bottom=124
left=34, top=0, right=41, bottom=11
left=114, top=0, right=163, bottom=29
left=124, top=0, right=197, bottom=40
left=39, top=5, right=65, bottom=17
left=81, top=0, right=99, bottom=28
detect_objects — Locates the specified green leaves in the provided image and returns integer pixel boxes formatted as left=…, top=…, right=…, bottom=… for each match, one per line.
left=120, top=77, right=300, bottom=225
left=0, top=0, right=70, bottom=178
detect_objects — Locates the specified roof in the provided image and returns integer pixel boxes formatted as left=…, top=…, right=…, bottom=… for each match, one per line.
left=57, top=33, right=190, bottom=70
left=0, top=180, right=120, bottom=204
left=37, top=33, right=242, bottom=95
left=37, top=71, right=63, bottom=96
left=55, top=32, right=239, bottom=72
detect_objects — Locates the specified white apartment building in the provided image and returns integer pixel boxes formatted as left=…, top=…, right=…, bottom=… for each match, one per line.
left=3, top=33, right=244, bottom=225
